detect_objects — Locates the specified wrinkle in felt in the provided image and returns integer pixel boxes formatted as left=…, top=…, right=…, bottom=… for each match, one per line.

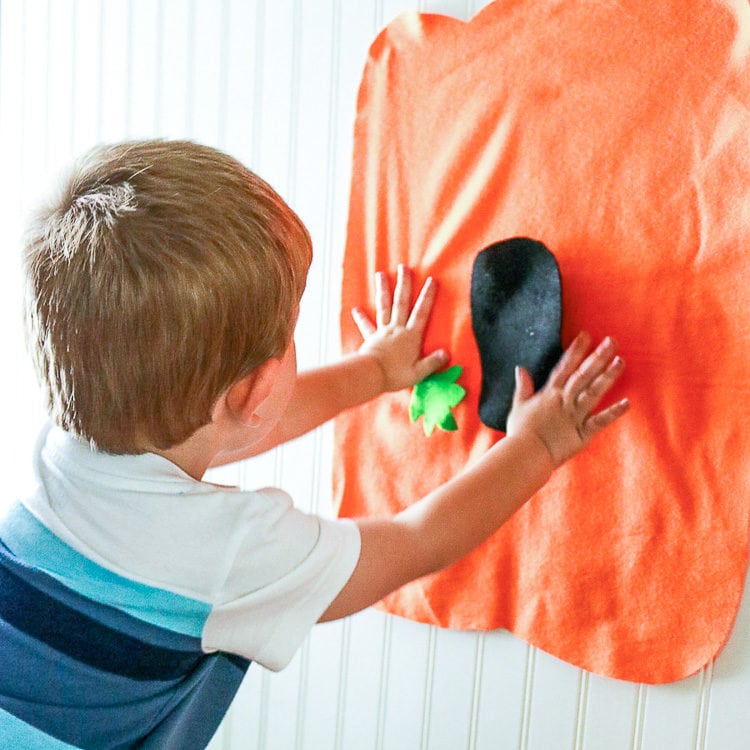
left=336, top=0, right=750, bottom=683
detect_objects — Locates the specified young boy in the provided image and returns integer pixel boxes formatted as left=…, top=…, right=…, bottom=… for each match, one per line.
left=0, top=139, right=628, bottom=748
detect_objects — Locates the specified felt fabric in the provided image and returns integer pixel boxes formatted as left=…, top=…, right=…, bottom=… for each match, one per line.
left=410, top=364, right=467, bottom=435
left=471, top=238, right=563, bottom=431
left=334, top=0, right=750, bottom=683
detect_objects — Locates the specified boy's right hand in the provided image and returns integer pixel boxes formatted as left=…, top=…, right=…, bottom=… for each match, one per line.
left=506, top=332, right=629, bottom=467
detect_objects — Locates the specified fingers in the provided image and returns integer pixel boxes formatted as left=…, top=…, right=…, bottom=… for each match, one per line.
left=581, top=398, right=630, bottom=440
left=406, top=276, right=437, bottom=332
left=563, top=336, right=619, bottom=406
left=373, top=265, right=433, bottom=330
left=548, top=331, right=592, bottom=389
left=351, top=306, right=376, bottom=340
left=412, top=348, right=450, bottom=381
left=375, top=272, right=392, bottom=328
left=391, top=264, right=412, bottom=325
left=557, top=334, right=628, bottom=440
left=512, top=366, right=535, bottom=406
left=573, top=354, right=625, bottom=415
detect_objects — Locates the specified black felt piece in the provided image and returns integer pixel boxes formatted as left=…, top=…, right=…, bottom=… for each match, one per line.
left=471, top=237, right=563, bottom=432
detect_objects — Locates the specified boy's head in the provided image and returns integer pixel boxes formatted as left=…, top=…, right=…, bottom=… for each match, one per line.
left=24, top=139, right=312, bottom=454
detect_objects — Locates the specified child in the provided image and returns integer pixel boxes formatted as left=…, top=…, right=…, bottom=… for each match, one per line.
left=0, top=139, right=628, bottom=748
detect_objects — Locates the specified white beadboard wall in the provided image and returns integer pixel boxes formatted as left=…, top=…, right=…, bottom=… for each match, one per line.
left=0, top=2, right=748, bottom=748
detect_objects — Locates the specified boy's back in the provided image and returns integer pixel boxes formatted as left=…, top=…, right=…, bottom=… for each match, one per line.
left=0, top=423, right=358, bottom=747
left=1, top=140, right=361, bottom=746
left=1, top=139, right=627, bottom=747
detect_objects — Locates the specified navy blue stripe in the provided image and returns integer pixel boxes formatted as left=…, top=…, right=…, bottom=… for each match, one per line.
left=0, top=542, right=203, bottom=681
left=0, top=503, right=211, bottom=637
left=0, top=535, right=203, bottom=653
left=0, top=614, right=250, bottom=749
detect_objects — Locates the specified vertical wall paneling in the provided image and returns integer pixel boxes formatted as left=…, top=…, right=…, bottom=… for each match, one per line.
left=641, top=674, right=705, bottom=750
left=695, top=663, right=714, bottom=750
left=380, top=616, right=434, bottom=750
left=573, top=670, right=590, bottom=750
left=375, top=614, right=394, bottom=750
left=21, top=1, right=49, bottom=192
left=72, top=1, right=102, bottom=154
left=128, top=0, right=159, bottom=137
left=704, top=582, right=750, bottom=748
left=191, top=0, right=225, bottom=146
left=47, top=0, right=74, bottom=165
left=2, top=2, right=750, bottom=748
left=332, top=609, right=392, bottom=750
left=221, top=0, right=256, bottom=164
left=472, top=630, right=529, bottom=749
left=580, top=674, right=640, bottom=750
left=526, top=648, right=586, bottom=749
left=99, top=0, right=129, bottom=142
left=0, top=0, right=42, bottom=494
left=466, top=632, right=486, bottom=750
left=519, top=646, right=537, bottom=750
left=157, top=0, right=191, bottom=137
left=422, top=626, right=481, bottom=749
left=632, top=685, right=648, bottom=750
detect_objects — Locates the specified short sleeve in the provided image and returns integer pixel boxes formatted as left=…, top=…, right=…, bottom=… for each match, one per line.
left=201, top=489, right=361, bottom=671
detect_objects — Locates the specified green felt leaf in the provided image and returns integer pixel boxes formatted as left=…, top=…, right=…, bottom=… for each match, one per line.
left=409, top=365, right=467, bottom=436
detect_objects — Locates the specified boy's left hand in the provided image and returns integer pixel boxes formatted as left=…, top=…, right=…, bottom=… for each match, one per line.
left=352, top=265, right=449, bottom=392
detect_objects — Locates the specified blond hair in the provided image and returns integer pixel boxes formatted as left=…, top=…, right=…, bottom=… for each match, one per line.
left=24, top=139, right=311, bottom=454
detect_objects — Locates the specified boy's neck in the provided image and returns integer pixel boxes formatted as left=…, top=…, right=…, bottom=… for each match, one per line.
left=152, top=424, right=221, bottom=481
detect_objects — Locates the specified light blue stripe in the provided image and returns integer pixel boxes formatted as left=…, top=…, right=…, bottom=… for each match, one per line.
left=0, top=707, right=79, bottom=750
left=0, top=504, right=211, bottom=637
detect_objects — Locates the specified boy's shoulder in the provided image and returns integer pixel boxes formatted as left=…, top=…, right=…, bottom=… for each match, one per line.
left=25, top=425, right=327, bottom=599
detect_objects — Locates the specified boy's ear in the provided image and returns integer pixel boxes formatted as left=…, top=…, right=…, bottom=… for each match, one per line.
left=222, top=358, right=282, bottom=427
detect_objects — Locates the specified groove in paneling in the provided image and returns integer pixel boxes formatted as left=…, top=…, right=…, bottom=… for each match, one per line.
left=256, top=670, right=271, bottom=749
left=96, top=0, right=105, bottom=140
left=519, top=645, right=537, bottom=750
left=18, top=0, right=29, bottom=196
left=294, top=639, right=310, bottom=750
left=420, top=626, right=438, bottom=749
left=467, top=632, right=486, bottom=750
left=184, top=0, right=195, bottom=134
left=250, top=0, right=265, bottom=167
left=374, top=0, right=384, bottom=31
left=42, top=0, right=52, bottom=170
left=154, top=0, right=164, bottom=134
left=695, top=662, right=714, bottom=750
left=573, top=670, right=589, bottom=750
left=631, top=684, right=647, bottom=750
left=315, top=0, right=343, bottom=367
left=333, top=618, right=352, bottom=750
left=68, top=0, right=78, bottom=155
left=124, top=0, right=134, bottom=134
left=285, top=0, right=303, bottom=202
left=375, top=614, right=394, bottom=750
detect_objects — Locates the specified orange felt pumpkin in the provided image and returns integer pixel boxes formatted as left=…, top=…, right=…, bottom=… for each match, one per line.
left=334, top=0, right=750, bottom=683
